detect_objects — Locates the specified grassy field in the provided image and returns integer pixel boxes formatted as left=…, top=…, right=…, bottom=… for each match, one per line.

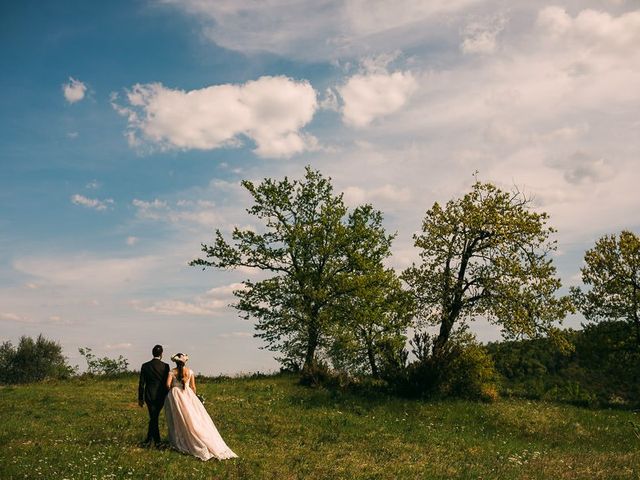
left=0, top=373, right=638, bottom=480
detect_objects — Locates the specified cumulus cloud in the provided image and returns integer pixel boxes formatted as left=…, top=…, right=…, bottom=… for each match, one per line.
left=162, top=0, right=481, bottom=59
left=339, top=70, right=417, bottom=127
left=461, top=13, right=508, bottom=54
left=113, top=76, right=318, bottom=158
left=131, top=282, right=244, bottom=316
left=342, top=184, right=411, bottom=205
left=132, top=198, right=219, bottom=227
left=319, top=88, right=339, bottom=111
left=71, top=194, right=114, bottom=211
left=549, top=151, right=616, bottom=185
left=537, top=6, right=640, bottom=51
left=63, top=77, right=87, bottom=103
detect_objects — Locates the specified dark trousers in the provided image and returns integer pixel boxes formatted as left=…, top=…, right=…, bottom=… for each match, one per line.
left=145, top=401, right=163, bottom=443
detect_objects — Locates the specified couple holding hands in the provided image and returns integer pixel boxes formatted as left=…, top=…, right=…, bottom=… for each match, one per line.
left=138, top=344, right=237, bottom=461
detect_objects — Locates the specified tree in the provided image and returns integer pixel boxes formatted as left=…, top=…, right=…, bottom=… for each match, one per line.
left=190, top=167, right=395, bottom=372
left=571, top=230, right=640, bottom=348
left=328, top=266, right=414, bottom=378
left=78, top=347, right=129, bottom=376
left=0, top=334, right=74, bottom=384
left=402, top=180, right=572, bottom=356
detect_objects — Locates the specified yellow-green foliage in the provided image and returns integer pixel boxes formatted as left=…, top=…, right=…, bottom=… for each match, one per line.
left=439, top=340, right=499, bottom=401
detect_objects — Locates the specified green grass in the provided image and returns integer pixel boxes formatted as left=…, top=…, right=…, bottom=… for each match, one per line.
left=0, top=373, right=638, bottom=479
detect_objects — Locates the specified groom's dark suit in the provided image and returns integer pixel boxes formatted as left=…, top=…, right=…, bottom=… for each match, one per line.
left=138, top=357, right=170, bottom=444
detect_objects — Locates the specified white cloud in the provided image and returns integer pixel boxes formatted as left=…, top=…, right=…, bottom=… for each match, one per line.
left=132, top=299, right=226, bottom=316
left=319, top=88, right=339, bottom=111
left=131, top=282, right=244, bottom=317
left=344, top=0, right=481, bottom=37
left=339, top=70, right=417, bottom=127
left=63, top=77, right=87, bottom=103
left=126, top=236, right=139, bottom=246
left=71, top=194, right=114, bottom=211
left=13, top=255, right=160, bottom=291
left=104, top=343, right=133, bottom=350
left=461, top=13, right=507, bottom=54
left=114, top=76, right=318, bottom=158
left=48, top=315, right=72, bottom=325
left=0, top=312, right=30, bottom=323
left=537, top=6, right=640, bottom=52
left=162, top=0, right=481, bottom=59
left=132, top=198, right=219, bottom=227
left=343, top=184, right=411, bottom=206
left=550, top=151, right=616, bottom=185
left=206, top=282, right=245, bottom=297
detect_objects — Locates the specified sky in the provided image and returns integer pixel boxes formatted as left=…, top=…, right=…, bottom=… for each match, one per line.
left=1, top=0, right=639, bottom=375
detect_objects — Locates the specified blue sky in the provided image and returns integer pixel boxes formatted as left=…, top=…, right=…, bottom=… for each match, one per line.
left=1, top=0, right=639, bottom=375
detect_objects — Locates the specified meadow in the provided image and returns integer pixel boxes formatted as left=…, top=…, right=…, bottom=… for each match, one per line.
left=0, top=373, right=638, bottom=480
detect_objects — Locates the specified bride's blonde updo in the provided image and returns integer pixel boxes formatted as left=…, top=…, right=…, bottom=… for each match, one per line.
left=171, top=353, right=189, bottom=389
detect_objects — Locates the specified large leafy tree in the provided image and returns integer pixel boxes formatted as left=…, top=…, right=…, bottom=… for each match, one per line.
left=328, top=266, right=414, bottom=377
left=403, top=180, right=572, bottom=355
left=191, top=167, right=395, bottom=372
left=571, top=230, right=640, bottom=348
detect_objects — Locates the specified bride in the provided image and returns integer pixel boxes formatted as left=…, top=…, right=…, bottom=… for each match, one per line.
left=164, top=353, right=238, bottom=461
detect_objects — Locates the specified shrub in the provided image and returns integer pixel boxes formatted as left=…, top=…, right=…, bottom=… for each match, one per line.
left=0, top=334, right=75, bottom=384
left=439, top=337, right=499, bottom=401
left=78, top=347, right=129, bottom=376
left=299, top=358, right=334, bottom=387
left=395, top=331, right=499, bottom=401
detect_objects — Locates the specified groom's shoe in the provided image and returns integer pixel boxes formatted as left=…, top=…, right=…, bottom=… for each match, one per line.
left=139, top=439, right=152, bottom=448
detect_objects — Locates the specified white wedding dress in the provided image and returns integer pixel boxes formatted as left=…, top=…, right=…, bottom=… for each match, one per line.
left=164, top=368, right=238, bottom=461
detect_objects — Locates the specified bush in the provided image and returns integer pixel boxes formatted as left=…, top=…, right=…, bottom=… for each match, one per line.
left=439, top=337, right=499, bottom=401
left=0, top=334, right=75, bottom=384
left=390, top=331, right=499, bottom=401
left=299, top=359, right=334, bottom=387
left=78, top=347, right=129, bottom=376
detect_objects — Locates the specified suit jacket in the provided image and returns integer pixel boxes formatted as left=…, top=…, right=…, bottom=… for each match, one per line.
left=138, top=358, right=170, bottom=406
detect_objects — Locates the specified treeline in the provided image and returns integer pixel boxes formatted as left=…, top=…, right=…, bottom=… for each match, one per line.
left=488, top=320, right=640, bottom=407
left=0, top=336, right=129, bottom=384
left=191, top=166, right=639, bottom=404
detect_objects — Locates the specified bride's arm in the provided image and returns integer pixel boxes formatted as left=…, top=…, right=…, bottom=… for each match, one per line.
left=166, top=370, right=173, bottom=390
left=189, top=370, right=196, bottom=394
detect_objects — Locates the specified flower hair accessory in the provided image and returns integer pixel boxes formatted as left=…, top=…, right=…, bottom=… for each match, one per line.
left=171, top=353, right=189, bottom=363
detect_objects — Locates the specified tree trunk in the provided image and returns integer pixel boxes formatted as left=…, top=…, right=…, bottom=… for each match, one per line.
left=633, top=284, right=640, bottom=350
left=367, top=341, right=379, bottom=378
left=433, top=241, right=472, bottom=356
left=433, top=319, right=452, bottom=357
left=433, top=309, right=458, bottom=357
left=303, top=311, right=319, bottom=372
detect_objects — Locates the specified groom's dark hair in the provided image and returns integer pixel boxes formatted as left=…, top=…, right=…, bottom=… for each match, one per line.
left=152, top=345, right=163, bottom=357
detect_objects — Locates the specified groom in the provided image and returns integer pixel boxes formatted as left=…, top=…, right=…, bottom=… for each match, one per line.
left=138, top=344, right=170, bottom=446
